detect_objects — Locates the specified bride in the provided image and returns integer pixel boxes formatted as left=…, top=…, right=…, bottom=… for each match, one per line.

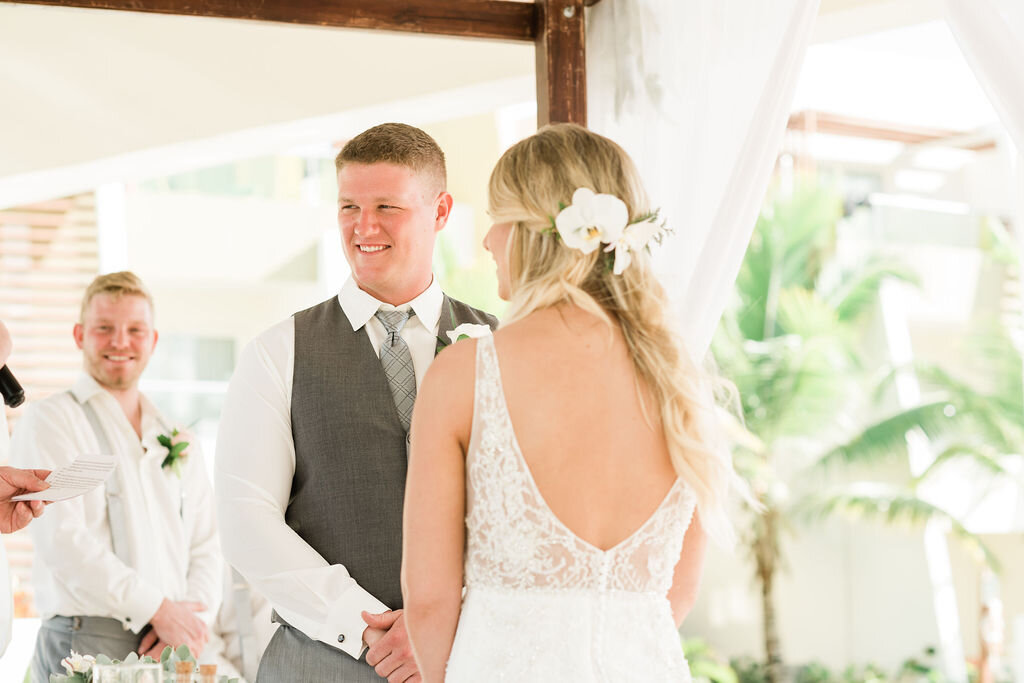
left=402, top=123, right=740, bottom=682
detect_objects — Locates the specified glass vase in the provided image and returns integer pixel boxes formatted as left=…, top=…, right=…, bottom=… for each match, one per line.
left=91, top=661, right=162, bottom=683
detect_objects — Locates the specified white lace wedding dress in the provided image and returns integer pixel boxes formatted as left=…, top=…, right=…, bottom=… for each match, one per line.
left=445, top=336, right=696, bottom=682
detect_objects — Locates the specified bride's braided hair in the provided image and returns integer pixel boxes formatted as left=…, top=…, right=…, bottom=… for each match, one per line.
left=487, top=123, right=738, bottom=546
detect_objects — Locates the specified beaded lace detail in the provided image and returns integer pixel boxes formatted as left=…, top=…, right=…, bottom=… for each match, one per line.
left=464, top=336, right=697, bottom=594
left=446, top=336, right=696, bottom=681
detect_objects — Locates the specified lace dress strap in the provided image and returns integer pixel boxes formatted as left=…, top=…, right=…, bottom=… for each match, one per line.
left=467, top=335, right=499, bottom=470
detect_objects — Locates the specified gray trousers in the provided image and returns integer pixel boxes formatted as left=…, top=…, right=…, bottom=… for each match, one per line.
left=32, top=616, right=143, bottom=683
left=256, top=623, right=383, bottom=683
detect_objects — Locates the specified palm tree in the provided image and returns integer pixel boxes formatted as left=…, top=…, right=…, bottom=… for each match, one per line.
left=712, top=186, right=1022, bottom=682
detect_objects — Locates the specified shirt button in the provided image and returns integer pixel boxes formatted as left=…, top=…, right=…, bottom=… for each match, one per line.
left=337, top=634, right=345, bottom=643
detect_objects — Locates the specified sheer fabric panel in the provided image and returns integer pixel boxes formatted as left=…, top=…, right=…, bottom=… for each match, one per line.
left=586, top=0, right=821, bottom=358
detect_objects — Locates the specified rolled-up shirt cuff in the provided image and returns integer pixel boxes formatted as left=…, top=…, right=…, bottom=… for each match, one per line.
left=119, top=585, right=165, bottom=634
left=320, top=587, right=389, bottom=660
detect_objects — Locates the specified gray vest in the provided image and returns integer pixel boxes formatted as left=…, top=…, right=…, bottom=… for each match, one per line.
left=260, top=294, right=496, bottom=681
left=288, top=294, right=495, bottom=610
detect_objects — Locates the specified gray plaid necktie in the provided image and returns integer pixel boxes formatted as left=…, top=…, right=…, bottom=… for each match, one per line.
left=375, top=309, right=416, bottom=432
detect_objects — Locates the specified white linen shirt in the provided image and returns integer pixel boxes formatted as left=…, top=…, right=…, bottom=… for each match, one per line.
left=8, top=373, right=222, bottom=632
left=215, top=276, right=444, bottom=660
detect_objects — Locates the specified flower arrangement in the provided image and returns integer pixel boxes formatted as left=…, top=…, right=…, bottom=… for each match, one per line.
left=49, top=645, right=239, bottom=683
left=549, top=187, right=670, bottom=275
left=52, top=651, right=96, bottom=681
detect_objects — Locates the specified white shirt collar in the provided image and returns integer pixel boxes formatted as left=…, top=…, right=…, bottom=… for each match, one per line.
left=338, top=276, right=444, bottom=333
left=70, top=371, right=108, bottom=405
left=69, top=371, right=164, bottom=429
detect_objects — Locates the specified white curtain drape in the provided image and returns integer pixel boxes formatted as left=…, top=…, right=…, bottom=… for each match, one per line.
left=945, top=0, right=1024, bottom=472
left=944, top=0, right=1024, bottom=154
left=586, top=0, right=821, bottom=359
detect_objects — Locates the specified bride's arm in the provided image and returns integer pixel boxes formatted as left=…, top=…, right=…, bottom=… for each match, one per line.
left=402, top=340, right=476, bottom=683
left=668, top=509, right=708, bottom=627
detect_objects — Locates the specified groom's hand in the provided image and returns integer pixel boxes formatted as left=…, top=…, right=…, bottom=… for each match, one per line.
left=149, top=598, right=209, bottom=656
left=362, top=609, right=421, bottom=683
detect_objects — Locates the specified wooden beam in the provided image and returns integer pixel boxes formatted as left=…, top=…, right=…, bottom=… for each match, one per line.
left=788, top=110, right=996, bottom=151
left=535, top=0, right=587, bottom=127
left=0, top=0, right=538, bottom=42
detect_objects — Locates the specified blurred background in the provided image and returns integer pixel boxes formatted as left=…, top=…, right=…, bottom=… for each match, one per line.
left=1, top=1, right=1021, bottom=681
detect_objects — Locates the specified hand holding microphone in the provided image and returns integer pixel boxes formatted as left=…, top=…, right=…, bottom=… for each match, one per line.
left=0, top=320, right=25, bottom=408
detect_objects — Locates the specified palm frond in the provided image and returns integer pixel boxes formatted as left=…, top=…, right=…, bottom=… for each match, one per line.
left=814, top=401, right=966, bottom=470
left=776, top=288, right=839, bottom=338
left=817, top=258, right=920, bottom=323
left=873, top=363, right=1024, bottom=454
left=913, top=442, right=1017, bottom=486
left=797, top=485, right=1000, bottom=570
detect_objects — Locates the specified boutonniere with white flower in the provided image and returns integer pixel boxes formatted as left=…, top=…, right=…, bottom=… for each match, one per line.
left=147, top=426, right=193, bottom=478
left=435, top=301, right=495, bottom=354
left=547, top=187, right=669, bottom=275
left=447, top=323, right=492, bottom=344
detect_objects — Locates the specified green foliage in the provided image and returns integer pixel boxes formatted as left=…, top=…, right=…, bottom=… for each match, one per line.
left=682, top=638, right=739, bottom=683
left=434, top=231, right=506, bottom=319
left=712, top=183, right=1022, bottom=674
left=731, top=657, right=770, bottom=683
left=701, top=646, right=941, bottom=683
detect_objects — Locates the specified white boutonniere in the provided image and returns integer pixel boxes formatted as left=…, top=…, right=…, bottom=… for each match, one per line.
left=446, top=323, right=492, bottom=344
left=144, top=426, right=193, bottom=478
left=548, top=187, right=670, bottom=275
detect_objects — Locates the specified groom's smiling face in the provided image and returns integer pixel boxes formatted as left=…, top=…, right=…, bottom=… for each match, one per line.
left=337, top=161, right=452, bottom=306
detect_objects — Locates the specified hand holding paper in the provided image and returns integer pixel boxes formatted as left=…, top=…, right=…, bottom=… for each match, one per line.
left=11, top=454, right=116, bottom=502
left=0, top=465, right=51, bottom=533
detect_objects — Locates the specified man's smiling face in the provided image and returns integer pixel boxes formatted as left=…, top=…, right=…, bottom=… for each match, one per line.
left=337, top=162, right=450, bottom=305
left=74, top=293, right=157, bottom=391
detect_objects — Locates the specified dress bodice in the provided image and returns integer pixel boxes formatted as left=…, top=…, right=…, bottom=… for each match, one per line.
left=446, top=335, right=695, bottom=682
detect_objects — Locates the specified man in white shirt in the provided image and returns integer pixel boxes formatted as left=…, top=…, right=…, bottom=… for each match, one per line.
left=1, top=318, right=52, bottom=656
left=216, top=123, right=496, bottom=682
left=9, top=273, right=222, bottom=682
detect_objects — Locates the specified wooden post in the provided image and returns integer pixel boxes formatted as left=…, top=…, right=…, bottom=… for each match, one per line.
left=535, top=0, right=587, bottom=127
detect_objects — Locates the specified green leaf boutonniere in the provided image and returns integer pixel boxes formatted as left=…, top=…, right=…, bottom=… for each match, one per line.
left=155, top=428, right=192, bottom=478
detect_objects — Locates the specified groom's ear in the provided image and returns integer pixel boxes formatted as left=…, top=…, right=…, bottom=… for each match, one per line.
left=433, top=192, right=454, bottom=232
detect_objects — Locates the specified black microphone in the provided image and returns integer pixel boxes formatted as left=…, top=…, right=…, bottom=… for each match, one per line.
left=0, top=365, right=25, bottom=408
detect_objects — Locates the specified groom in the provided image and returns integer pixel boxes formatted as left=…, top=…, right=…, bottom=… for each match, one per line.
left=216, top=123, right=497, bottom=682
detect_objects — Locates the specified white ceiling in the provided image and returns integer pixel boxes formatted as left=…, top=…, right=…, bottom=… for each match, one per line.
left=0, top=0, right=995, bottom=208
left=0, top=3, right=534, bottom=198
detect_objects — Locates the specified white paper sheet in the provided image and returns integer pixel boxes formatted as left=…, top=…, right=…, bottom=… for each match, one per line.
left=11, top=454, right=116, bottom=502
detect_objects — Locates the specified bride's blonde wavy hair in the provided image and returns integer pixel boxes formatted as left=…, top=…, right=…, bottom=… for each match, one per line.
left=488, top=123, right=739, bottom=546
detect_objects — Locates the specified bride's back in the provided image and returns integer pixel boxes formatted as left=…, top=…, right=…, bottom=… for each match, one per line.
left=491, top=303, right=678, bottom=552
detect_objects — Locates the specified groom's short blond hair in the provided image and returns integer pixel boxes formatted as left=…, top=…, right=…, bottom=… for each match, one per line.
left=79, top=271, right=154, bottom=323
left=335, top=123, right=447, bottom=195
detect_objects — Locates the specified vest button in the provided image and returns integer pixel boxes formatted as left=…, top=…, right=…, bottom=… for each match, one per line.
left=337, top=634, right=345, bottom=643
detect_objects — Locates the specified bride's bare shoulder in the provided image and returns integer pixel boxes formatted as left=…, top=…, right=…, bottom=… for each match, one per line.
left=426, top=334, right=479, bottom=384
left=416, top=337, right=479, bottom=437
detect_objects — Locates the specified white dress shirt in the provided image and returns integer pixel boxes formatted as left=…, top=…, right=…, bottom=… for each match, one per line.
left=8, top=373, right=222, bottom=632
left=216, top=276, right=444, bottom=660
left=1, top=407, right=10, bottom=656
